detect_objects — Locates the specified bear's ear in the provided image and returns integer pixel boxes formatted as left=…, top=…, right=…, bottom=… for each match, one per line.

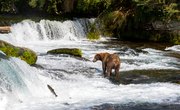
left=96, top=54, right=101, bottom=60
left=96, top=53, right=100, bottom=57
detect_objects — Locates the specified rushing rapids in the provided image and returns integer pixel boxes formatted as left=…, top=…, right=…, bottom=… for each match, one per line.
left=0, top=19, right=180, bottom=110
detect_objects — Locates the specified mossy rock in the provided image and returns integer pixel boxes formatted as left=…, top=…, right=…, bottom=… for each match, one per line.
left=47, top=48, right=82, bottom=57
left=0, top=40, right=37, bottom=65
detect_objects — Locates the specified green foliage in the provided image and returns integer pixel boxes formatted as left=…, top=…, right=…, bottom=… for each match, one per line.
left=46, top=0, right=63, bottom=14
left=0, top=40, right=37, bottom=65
left=96, top=0, right=179, bottom=44
left=47, top=48, right=82, bottom=57
left=28, top=0, right=46, bottom=9
left=0, top=0, right=19, bottom=13
left=28, top=0, right=63, bottom=14
left=164, top=3, right=180, bottom=21
left=87, top=32, right=100, bottom=40
left=0, top=0, right=112, bottom=16
left=0, top=0, right=63, bottom=14
left=75, top=0, right=112, bottom=16
left=170, top=32, right=180, bottom=45
left=76, top=0, right=101, bottom=11
left=99, top=10, right=128, bottom=36
left=134, top=0, right=179, bottom=22
left=28, top=0, right=37, bottom=8
left=87, top=23, right=100, bottom=40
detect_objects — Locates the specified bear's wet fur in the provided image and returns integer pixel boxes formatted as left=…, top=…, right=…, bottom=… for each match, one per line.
left=93, top=52, right=120, bottom=80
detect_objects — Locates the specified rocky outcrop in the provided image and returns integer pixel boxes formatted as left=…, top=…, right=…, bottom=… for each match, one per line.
left=152, top=21, right=180, bottom=31
left=0, top=26, right=11, bottom=33
left=0, top=40, right=37, bottom=65
left=47, top=48, right=82, bottom=57
left=110, top=69, right=180, bottom=84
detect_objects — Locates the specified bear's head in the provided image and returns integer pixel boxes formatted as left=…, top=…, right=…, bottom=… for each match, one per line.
left=93, top=54, right=101, bottom=62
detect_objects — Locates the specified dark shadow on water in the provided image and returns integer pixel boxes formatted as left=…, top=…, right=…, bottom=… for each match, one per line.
left=108, top=70, right=180, bottom=85
left=89, top=103, right=180, bottom=110
left=0, top=52, right=8, bottom=59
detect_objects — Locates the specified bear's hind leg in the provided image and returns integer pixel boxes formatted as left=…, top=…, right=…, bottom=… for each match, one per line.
left=115, top=65, right=120, bottom=80
left=106, top=66, right=112, bottom=78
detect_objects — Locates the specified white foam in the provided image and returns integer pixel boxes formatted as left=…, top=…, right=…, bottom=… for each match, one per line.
left=11, top=79, right=180, bottom=110
left=0, top=95, right=7, bottom=110
left=0, top=58, right=52, bottom=110
left=165, top=45, right=180, bottom=52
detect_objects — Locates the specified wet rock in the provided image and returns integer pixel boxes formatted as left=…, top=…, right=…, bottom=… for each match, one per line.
left=116, top=46, right=148, bottom=56
left=118, top=46, right=139, bottom=56
left=73, top=56, right=90, bottom=61
left=109, top=69, right=180, bottom=84
left=164, top=51, right=180, bottom=59
left=63, top=103, right=70, bottom=105
left=47, top=48, right=82, bottom=57
left=0, top=51, right=8, bottom=59
left=0, top=40, right=37, bottom=65
left=32, top=64, right=44, bottom=69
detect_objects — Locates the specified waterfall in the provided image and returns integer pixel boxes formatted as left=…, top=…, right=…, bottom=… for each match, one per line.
left=0, top=52, right=50, bottom=106
left=10, top=18, right=95, bottom=43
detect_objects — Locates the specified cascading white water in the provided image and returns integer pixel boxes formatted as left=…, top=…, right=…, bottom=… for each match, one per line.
left=0, top=52, right=51, bottom=94
left=0, top=18, right=180, bottom=110
left=8, top=18, right=94, bottom=43
left=0, top=52, right=51, bottom=110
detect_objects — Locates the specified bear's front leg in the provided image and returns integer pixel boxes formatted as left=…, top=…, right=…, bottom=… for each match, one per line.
left=102, top=62, right=106, bottom=76
left=115, top=64, right=120, bottom=80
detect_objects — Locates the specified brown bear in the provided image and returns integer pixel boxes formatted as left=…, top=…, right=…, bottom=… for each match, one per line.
left=93, top=52, right=120, bottom=80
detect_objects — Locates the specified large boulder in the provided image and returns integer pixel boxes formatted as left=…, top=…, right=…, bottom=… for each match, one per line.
left=47, top=48, right=82, bottom=57
left=110, top=69, right=180, bottom=84
left=0, top=40, right=37, bottom=65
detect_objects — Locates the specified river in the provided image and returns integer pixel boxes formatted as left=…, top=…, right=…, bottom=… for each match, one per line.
left=0, top=19, right=180, bottom=110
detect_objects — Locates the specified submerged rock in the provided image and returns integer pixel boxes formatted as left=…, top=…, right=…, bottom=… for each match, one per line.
left=90, top=103, right=180, bottom=110
left=47, top=48, right=82, bottom=57
left=0, top=40, right=37, bottom=65
left=109, top=69, right=180, bottom=84
left=164, top=51, right=180, bottom=59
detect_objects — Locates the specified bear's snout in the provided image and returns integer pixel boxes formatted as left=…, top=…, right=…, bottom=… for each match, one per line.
left=92, top=58, right=97, bottom=62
